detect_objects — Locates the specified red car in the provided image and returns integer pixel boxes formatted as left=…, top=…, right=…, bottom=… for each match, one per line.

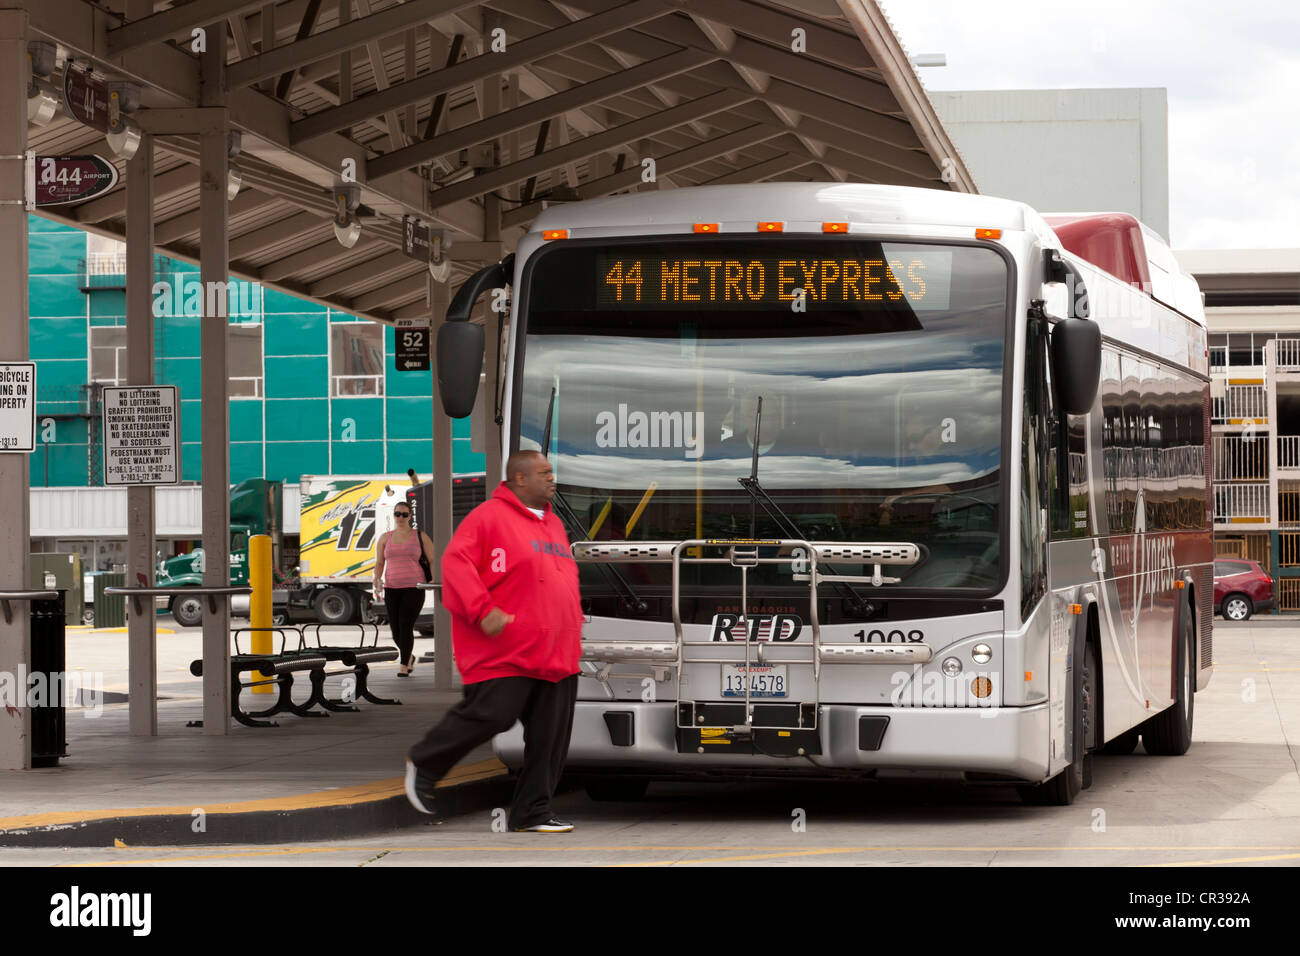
left=1213, top=559, right=1274, bottom=621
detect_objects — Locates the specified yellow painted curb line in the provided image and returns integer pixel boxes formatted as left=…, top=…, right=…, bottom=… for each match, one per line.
left=0, top=757, right=507, bottom=831
left=66, top=626, right=176, bottom=635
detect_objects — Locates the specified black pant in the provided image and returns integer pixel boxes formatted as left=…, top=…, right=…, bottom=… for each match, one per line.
left=384, top=588, right=423, bottom=666
left=409, top=674, right=578, bottom=829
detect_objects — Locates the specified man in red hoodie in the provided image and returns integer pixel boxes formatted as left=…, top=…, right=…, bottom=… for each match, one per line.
left=405, top=450, right=583, bottom=832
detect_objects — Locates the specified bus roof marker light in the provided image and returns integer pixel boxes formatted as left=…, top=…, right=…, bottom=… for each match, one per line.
left=693, top=223, right=718, bottom=233
left=757, top=221, right=783, bottom=232
left=972, top=677, right=993, bottom=699
left=542, top=229, right=568, bottom=240
left=975, top=228, right=1002, bottom=240
left=822, top=222, right=848, bottom=233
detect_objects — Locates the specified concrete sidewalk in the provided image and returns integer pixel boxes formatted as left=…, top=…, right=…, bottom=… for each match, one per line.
left=0, top=629, right=512, bottom=847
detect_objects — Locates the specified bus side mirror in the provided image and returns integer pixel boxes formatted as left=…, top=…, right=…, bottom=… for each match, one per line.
left=437, top=321, right=484, bottom=418
left=436, top=255, right=513, bottom=418
left=1042, top=248, right=1089, bottom=319
left=1050, top=318, right=1101, bottom=416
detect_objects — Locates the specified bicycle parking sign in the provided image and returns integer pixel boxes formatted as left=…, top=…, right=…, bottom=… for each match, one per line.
left=0, top=363, right=36, bottom=452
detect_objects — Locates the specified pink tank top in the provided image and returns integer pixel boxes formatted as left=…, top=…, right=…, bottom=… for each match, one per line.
left=383, top=533, right=425, bottom=588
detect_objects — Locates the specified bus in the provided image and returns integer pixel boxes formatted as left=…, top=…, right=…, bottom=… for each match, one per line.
left=437, top=183, right=1212, bottom=805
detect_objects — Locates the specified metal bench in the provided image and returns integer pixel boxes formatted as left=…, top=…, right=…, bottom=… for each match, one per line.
left=190, top=634, right=329, bottom=729
left=298, top=622, right=403, bottom=710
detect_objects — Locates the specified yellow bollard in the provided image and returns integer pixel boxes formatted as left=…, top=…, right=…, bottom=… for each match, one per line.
left=250, top=533, right=273, bottom=694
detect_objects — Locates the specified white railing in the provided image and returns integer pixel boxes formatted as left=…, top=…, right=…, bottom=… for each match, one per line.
left=1277, top=339, right=1300, bottom=371
left=332, top=374, right=383, bottom=397
left=1214, top=482, right=1270, bottom=524
left=1280, top=436, right=1300, bottom=469
left=230, top=376, right=263, bottom=399
left=1213, top=434, right=1269, bottom=481
left=1212, top=384, right=1268, bottom=424
left=85, top=251, right=127, bottom=276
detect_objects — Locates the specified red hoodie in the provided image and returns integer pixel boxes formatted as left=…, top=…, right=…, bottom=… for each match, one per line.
left=439, top=484, right=583, bottom=684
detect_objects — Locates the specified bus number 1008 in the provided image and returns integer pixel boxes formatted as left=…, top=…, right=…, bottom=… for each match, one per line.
left=855, top=629, right=925, bottom=644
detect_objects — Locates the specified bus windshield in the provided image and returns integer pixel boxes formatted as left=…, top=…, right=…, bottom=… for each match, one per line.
left=516, top=237, right=1011, bottom=599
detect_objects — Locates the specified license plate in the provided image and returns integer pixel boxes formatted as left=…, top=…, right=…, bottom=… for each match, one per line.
left=721, top=664, right=788, bottom=698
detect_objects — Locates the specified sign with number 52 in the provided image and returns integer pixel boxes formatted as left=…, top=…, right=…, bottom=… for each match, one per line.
left=396, top=328, right=430, bottom=371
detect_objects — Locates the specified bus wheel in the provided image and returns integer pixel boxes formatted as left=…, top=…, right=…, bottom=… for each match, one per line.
left=1101, top=727, right=1140, bottom=755
left=171, top=592, right=203, bottom=628
left=1142, top=601, right=1195, bottom=756
left=1081, top=640, right=1097, bottom=791
left=315, top=588, right=355, bottom=625
left=584, top=779, right=649, bottom=802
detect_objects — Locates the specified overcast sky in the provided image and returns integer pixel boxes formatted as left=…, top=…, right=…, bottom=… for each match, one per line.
left=878, top=0, right=1300, bottom=250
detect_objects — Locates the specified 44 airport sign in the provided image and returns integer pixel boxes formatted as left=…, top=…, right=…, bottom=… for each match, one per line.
left=32, top=155, right=118, bottom=206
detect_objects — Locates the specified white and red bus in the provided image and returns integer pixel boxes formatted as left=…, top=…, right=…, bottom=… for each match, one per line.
left=438, top=184, right=1211, bottom=804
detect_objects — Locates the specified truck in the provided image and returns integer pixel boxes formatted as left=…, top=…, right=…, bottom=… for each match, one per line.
left=156, top=473, right=487, bottom=627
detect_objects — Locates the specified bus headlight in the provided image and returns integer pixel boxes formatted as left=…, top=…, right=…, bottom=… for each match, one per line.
left=942, top=657, right=962, bottom=677
left=972, top=643, right=992, bottom=664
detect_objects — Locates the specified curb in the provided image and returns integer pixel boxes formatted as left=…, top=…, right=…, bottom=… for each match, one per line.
left=0, top=759, right=513, bottom=848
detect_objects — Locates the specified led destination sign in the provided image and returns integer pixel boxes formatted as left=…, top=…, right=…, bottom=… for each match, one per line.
left=597, top=250, right=952, bottom=310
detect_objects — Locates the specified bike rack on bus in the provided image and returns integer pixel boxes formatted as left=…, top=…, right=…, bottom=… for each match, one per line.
left=572, top=539, right=928, bottom=734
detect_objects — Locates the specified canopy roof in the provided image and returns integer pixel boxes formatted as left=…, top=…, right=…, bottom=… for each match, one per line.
left=26, top=0, right=976, bottom=322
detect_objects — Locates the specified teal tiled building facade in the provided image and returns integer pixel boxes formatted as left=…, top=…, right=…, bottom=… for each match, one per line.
left=29, top=216, right=484, bottom=486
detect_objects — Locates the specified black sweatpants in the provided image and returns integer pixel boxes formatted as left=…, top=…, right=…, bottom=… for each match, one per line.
left=384, top=588, right=423, bottom=667
left=408, top=674, right=578, bottom=829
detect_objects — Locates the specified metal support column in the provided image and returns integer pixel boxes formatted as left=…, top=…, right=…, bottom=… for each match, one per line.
left=481, top=43, right=503, bottom=492
left=430, top=276, right=455, bottom=690
left=125, top=127, right=158, bottom=735
left=199, top=23, right=231, bottom=733
left=0, top=8, right=31, bottom=769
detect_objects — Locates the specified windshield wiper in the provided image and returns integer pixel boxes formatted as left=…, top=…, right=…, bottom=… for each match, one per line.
left=539, top=387, right=649, bottom=615
left=736, top=396, right=876, bottom=612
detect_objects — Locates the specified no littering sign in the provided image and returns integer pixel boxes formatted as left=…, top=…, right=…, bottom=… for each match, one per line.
left=0, top=363, right=36, bottom=452
left=103, top=385, right=180, bottom=485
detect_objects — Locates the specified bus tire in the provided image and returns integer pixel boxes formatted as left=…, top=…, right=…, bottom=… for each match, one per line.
left=315, top=587, right=356, bottom=625
left=1101, top=726, right=1140, bottom=755
left=1142, top=598, right=1195, bottom=756
left=171, top=592, right=203, bottom=628
left=1082, top=639, right=1098, bottom=791
left=584, top=779, right=648, bottom=802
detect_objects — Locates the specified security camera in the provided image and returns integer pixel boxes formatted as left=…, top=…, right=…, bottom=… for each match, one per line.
left=334, top=217, right=362, bottom=248
left=106, top=118, right=142, bottom=160
left=27, top=77, right=58, bottom=125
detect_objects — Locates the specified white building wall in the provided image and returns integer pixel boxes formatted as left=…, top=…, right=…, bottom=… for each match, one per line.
left=30, top=486, right=203, bottom=538
left=930, top=88, right=1170, bottom=240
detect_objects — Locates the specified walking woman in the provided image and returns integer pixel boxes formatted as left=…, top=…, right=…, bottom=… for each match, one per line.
left=374, top=504, right=436, bottom=676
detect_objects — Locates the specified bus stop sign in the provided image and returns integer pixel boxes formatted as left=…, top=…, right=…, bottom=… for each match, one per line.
left=33, top=155, right=119, bottom=206
left=396, top=328, right=430, bottom=371
left=62, top=65, right=111, bottom=133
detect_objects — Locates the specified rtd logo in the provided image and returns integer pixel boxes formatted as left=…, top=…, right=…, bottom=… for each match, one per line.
left=711, top=613, right=803, bottom=642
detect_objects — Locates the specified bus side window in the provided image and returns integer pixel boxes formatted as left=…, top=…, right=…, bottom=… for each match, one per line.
left=1022, top=320, right=1048, bottom=612
left=1043, top=327, right=1069, bottom=535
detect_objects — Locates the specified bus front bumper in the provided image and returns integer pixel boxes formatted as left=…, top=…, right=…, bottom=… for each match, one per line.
left=495, top=700, right=1051, bottom=783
